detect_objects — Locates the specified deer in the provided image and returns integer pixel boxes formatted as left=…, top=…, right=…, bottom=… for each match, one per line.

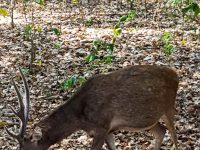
left=5, top=65, right=179, bottom=150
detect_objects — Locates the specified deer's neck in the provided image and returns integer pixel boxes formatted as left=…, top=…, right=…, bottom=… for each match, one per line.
left=35, top=96, right=84, bottom=148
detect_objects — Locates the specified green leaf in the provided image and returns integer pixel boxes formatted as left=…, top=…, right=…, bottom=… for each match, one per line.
left=181, top=38, right=187, bottom=45
left=93, top=40, right=102, bottom=51
left=85, top=53, right=97, bottom=63
left=62, top=75, right=78, bottom=89
left=161, top=32, right=174, bottom=56
left=106, top=43, right=114, bottom=55
left=78, top=76, right=85, bottom=86
left=193, top=3, right=200, bottom=17
left=52, top=28, right=60, bottom=36
left=20, top=68, right=30, bottom=76
left=53, top=41, right=61, bottom=49
left=72, top=0, right=79, bottom=3
left=37, top=60, right=42, bottom=66
left=24, top=25, right=32, bottom=39
left=182, top=2, right=200, bottom=17
left=128, top=10, right=136, bottom=19
left=85, top=18, right=93, bottom=27
left=163, top=44, right=174, bottom=56
left=120, top=15, right=128, bottom=23
left=161, top=32, right=171, bottom=42
left=35, top=25, right=42, bottom=32
left=71, top=75, right=77, bottom=84
left=102, top=55, right=112, bottom=64
left=114, top=28, right=122, bottom=36
left=182, top=5, right=192, bottom=16
left=169, top=0, right=182, bottom=6
left=0, top=8, right=8, bottom=17
left=112, top=37, right=116, bottom=43
left=35, top=0, right=44, bottom=5
left=114, top=23, right=121, bottom=30
left=62, top=75, right=85, bottom=90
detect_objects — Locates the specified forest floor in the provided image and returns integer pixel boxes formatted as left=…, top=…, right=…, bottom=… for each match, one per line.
left=0, top=1, right=199, bottom=150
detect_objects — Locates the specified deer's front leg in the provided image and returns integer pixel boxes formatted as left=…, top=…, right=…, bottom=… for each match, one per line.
left=105, top=133, right=116, bottom=150
left=91, top=129, right=108, bottom=150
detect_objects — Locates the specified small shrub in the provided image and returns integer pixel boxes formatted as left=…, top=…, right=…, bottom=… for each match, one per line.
left=0, top=8, right=8, bottom=17
left=61, top=75, right=85, bottom=90
left=161, top=32, right=175, bottom=56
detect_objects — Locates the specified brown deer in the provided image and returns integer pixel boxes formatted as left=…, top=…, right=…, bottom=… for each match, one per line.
left=5, top=65, right=179, bottom=150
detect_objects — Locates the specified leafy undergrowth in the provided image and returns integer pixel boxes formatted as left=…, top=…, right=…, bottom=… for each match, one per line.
left=0, top=1, right=199, bottom=150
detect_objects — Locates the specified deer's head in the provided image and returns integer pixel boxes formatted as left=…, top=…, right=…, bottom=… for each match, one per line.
left=5, top=68, right=45, bottom=150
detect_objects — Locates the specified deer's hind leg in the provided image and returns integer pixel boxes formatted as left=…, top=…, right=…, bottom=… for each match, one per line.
left=162, top=110, right=178, bottom=150
left=149, top=122, right=166, bottom=150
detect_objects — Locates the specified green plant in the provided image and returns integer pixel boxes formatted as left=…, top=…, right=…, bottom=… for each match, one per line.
left=102, top=55, right=113, bottom=64
left=0, top=8, right=8, bottom=17
left=84, top=39, right=114, bottom=64
left=85, top=53, right=97, bottom=63
left=182, top=2, right=200, bottom=18
left=71, top=0, right=79, bottom=3
left=84, top=39, right=101, bottom=63
left=52, top=27, right=61, bottom=36
left=168, top=0, right=182, bottom=7
left=24, top=24, right=33, bottom=40
left=85, top=10, right=136, bottom=64
left=20, top=0, right=45, bottom=72
left=93, top=39, right=102, bottom=51
left=35, top=0, right=44, bottom=5
left=53, top=41, right=62, bottom=49
left=37, top=59, right=43, bottom=66
left=114, top=10, right=136, bottom=37
left=84, top=18, right=93, bottom=27
left=161, top=32, right=175, bottom=56
left=61, top=75, right=85, bottom=90
left=51, top=27, right=62, bottom=52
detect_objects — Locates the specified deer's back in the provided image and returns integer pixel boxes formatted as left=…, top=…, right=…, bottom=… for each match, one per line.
left=76, top=65, right=178, bottom=130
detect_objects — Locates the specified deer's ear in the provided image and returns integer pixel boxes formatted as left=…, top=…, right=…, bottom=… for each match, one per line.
left=31, top=127, right=42, bottom=142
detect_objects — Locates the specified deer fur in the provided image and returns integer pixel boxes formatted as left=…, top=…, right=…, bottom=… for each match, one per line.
left=7, top=65, right=179, bottom=150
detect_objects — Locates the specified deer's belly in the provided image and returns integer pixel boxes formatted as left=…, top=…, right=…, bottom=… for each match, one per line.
left=109, top=116, right=158, bottom=132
